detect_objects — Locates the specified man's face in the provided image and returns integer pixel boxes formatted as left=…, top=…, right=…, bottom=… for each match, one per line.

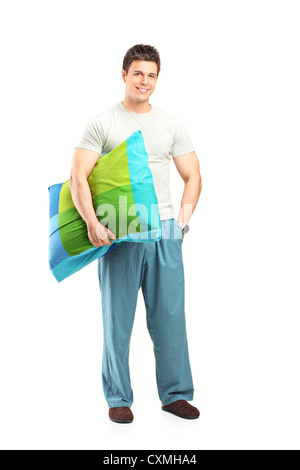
left=122, top=60, right=158, bottom=103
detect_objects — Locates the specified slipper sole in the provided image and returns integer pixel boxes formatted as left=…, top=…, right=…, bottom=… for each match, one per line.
left=109, top=417, right=133, bottom=424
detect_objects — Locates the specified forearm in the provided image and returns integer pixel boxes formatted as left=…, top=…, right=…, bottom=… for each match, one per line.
left=69, top=175, right=98, bottom=228
left=177, top=174, right=202, bottom=225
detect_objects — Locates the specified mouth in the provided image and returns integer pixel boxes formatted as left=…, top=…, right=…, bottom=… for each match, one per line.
left=136, top=87, right=150, bottom=94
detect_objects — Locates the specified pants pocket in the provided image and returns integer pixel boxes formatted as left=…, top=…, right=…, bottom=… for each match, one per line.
left=173, top=219, right=183, bottom=241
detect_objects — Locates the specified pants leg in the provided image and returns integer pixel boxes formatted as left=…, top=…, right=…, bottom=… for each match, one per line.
left=98, top=241, right=146, bottom=408
left=141, top=218, right=194, bottom=406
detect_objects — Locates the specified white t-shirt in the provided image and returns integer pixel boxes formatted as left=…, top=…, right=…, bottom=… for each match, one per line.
left=74, top=102, right=194, bottom=220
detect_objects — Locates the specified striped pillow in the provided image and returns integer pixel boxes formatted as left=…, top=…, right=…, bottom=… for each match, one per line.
left=48, top=130, right=161, bottom=282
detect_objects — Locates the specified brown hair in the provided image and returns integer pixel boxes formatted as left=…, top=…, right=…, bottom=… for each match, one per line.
left=122, top=44, right=161, bottom=77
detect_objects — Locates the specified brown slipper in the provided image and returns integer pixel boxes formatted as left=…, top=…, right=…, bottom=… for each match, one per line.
left=109, top=406, right=134, bottom=424
left=162, top=400, right=200, bottom=419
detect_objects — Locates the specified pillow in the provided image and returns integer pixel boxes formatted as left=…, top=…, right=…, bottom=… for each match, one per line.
left=48, top=130, right=161, bottom=282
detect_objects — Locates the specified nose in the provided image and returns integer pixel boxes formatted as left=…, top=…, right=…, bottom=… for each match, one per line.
left=141, top=75, right=149, bottom=86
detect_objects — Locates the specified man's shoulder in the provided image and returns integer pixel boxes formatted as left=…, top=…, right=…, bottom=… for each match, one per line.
left=153, top=104, right=177, bottom=119
left=152, top=105, right=185, bottom=128
left=84, top=104, right=121, bottom=135
left=90, top=103, right=183, bottom=128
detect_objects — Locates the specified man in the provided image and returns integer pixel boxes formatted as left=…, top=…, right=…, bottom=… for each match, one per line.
left=70, top=44, right=202, bottom=423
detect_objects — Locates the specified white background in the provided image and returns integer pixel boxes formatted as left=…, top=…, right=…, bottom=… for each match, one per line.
left=0, top=0, right=299, bottom=450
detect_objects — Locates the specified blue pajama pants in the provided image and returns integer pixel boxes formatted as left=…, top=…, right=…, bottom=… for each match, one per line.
left=97, top=218, right=194, bottom=407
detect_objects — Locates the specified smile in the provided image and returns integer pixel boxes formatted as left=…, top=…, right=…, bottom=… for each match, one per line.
left=136, top=87, right=149, bottom=94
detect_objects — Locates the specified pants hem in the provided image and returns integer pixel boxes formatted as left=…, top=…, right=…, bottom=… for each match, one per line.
left=107, top=401, right=133, bottom=408
left=161, top=394, right=194, bottom=407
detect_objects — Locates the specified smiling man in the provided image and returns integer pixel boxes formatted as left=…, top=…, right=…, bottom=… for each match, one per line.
left=70, top=44, right=202, bottom=423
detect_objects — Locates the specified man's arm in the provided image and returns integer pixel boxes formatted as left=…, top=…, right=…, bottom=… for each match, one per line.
left=173, top=151, right=202, bottom=225
left=69, top=148, right=117, bottom=247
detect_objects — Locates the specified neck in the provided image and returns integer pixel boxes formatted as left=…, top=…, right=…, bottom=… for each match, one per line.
left=121, top=97, right=151, bottom=114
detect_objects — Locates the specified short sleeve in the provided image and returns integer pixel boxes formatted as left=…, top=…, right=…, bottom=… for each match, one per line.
left=74, top=117, right=104, bottom=155
left=172, top=118, right=194, bottom=157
